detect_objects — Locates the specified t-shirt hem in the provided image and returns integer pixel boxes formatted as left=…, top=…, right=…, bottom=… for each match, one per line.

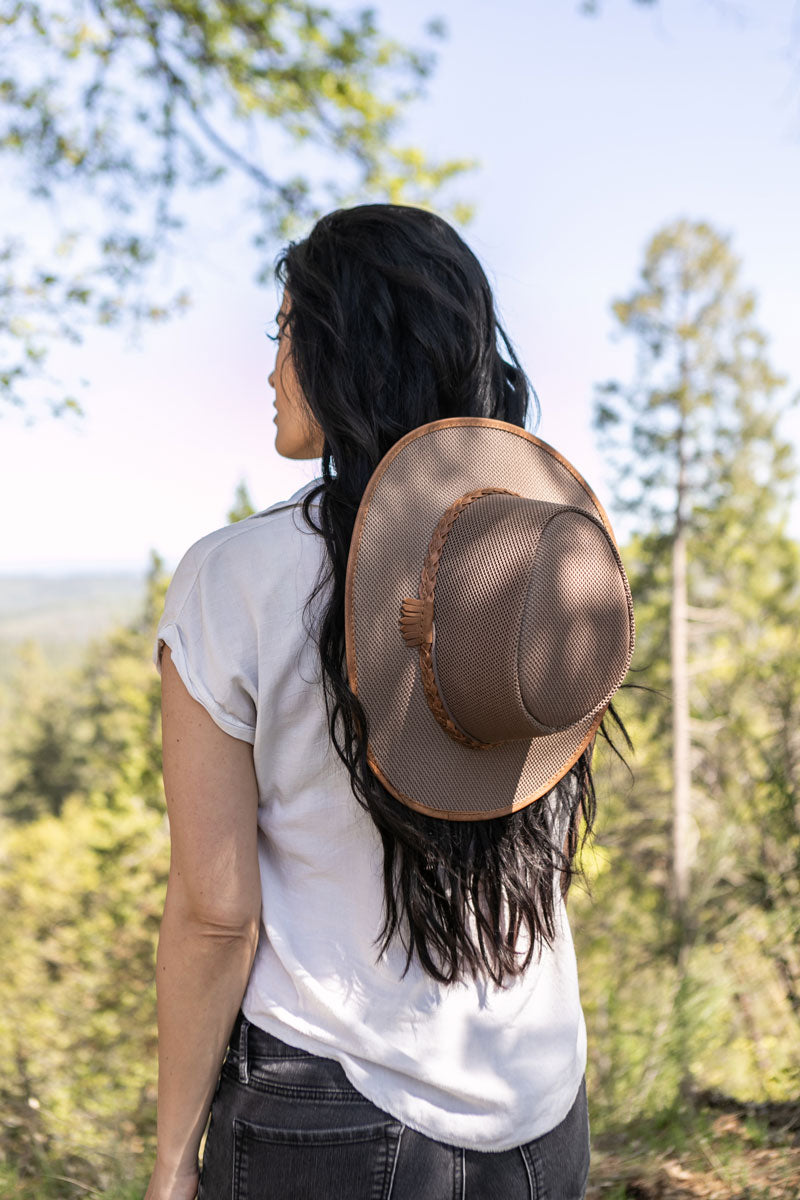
left=239, top=1002, right=586, bottom=1152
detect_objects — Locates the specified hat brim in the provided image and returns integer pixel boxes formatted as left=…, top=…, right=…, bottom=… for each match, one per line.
left=345, top=417, right=619, bottom=820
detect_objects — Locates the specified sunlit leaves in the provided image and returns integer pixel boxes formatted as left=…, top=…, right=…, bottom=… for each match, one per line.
left=1, top=0, right=474, bottom=417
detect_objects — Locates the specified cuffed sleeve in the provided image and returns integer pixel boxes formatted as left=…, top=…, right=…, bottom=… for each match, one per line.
left=154, top=537, right=258, bottom=744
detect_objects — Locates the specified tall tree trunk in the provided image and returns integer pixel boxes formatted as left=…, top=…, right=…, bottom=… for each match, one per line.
left=672, top=524, right=694, bottom=1104
left=671, top=373, right=694, bottom=1103
left=671, top=524, right=692, bottom=924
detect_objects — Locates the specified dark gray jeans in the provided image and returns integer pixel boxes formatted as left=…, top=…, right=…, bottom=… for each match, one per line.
left=197, top=1010, right=590, bottom=1199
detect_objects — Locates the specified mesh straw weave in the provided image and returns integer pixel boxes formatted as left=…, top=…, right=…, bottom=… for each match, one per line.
left=433, top=494, right=630, bottom=744
left=518, top=506, right=632, bottom=729
left=347, top=419, right=634, bottom=819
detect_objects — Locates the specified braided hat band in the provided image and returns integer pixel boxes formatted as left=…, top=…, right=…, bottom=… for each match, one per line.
left=398, top=487, right=514, bottom=750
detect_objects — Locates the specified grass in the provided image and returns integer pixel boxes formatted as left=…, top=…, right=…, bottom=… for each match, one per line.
left=587, top=1093, right=800, bottom=1199
left=0, top=1162, right=151, bottom=1199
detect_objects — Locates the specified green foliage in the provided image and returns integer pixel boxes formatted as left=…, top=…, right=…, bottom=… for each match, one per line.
left=0, top=789, right=169, bottom=1191
left=592, top=219, right=800, bottom=535
left=1, top=0, right=475, bottom=417
left=577, top=217, right=800, bottom=1123
left=588, top=1094, right=800, bottom=1198
left=0, top=553, right=170, bottom=1190
left=1, top=337, right=799, bottom=1194
left=226, top=478, right=257, bottom=523
left=2, top=553, right=167, bottom=823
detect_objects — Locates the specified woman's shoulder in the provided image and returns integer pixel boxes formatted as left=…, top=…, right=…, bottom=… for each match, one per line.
left=159, top=478, right=324, bottom=630
left=174, top=477, right=323, bottom=580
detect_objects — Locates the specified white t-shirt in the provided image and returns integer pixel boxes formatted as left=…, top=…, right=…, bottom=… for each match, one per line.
left=154, top=477, right=587, bottom=1152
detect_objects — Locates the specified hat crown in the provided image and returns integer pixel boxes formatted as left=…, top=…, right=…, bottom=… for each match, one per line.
left=431, top=491, right=634, bottom=745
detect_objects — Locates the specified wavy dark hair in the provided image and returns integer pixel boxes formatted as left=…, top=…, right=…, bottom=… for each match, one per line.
left=270, top=203, right=633, bottom=987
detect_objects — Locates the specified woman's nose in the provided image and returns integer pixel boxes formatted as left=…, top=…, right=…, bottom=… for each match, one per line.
left=268, top=370, right=275, bottom=389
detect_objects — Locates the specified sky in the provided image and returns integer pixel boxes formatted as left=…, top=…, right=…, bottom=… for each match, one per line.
left=2, top=0, right=799, bottom=573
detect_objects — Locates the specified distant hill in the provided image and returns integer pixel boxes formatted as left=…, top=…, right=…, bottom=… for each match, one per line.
left=0, top=574, right=147, bottom=680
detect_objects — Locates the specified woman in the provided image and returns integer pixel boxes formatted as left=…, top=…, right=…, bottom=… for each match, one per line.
left=144, top=203, right=634, bottom=1200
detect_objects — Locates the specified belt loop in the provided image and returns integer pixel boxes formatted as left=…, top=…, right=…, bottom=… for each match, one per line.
left=237, top=1013, right=250, bottom=1085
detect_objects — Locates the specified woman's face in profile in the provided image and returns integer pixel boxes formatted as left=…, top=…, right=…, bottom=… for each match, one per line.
left=269, top=290, right=325, bottom=461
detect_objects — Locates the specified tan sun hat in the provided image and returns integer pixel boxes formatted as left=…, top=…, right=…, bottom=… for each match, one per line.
left=344, top=417, right=635, bottom=821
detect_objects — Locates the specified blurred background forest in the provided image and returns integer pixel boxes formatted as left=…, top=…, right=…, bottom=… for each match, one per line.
left=2, top=0, right=800, bottom=1196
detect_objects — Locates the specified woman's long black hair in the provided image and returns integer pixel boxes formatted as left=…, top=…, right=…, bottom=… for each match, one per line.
left=272, top=203, right=633, bottom=987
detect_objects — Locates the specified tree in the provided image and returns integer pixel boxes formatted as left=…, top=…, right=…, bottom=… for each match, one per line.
left=1, top=551, right=168, bottom=822
left=594, top=218, right=798, bottom=917
left=1, top=0, right=474, bottom=417
left=0, top=553, right=172, bottom=1190
left=227, top=478, right=257, bottom=523
left=587, top=216, right=800, bottom=1105
left=0, top=515, right=281, bottom=1186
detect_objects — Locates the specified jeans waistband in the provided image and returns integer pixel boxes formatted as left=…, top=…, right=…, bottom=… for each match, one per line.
left=228, top=1009, right=316, bottom=1085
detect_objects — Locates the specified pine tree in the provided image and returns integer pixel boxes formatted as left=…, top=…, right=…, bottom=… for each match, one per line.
left=227, top=479, right=257, bottom=524
left=0, top=555, right=172, bottom=1188
left=590, top=216, right=800, bottom=1102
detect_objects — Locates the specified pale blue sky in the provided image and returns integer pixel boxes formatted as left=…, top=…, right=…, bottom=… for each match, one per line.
left=2, top=0, right=799, bottom=572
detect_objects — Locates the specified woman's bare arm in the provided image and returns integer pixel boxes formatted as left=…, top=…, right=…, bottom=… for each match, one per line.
left=146, top=645, right=262, bottom=1197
